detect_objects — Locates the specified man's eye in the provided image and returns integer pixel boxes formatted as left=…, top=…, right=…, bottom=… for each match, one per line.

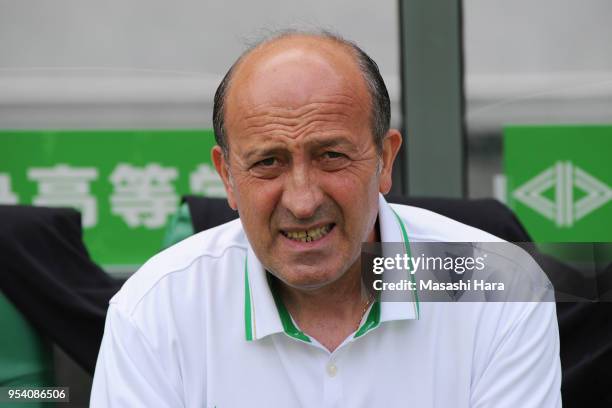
left=249, top=157, right=283, bottom=179
left=254, top=157, right=277, bottom=167
left=320, top=151, right=350, bottom=171
left=322, top=151, right=346, bottom=159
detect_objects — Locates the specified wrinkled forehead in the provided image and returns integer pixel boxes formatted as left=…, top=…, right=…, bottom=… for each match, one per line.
left=225, top=37, right=371, bottom=133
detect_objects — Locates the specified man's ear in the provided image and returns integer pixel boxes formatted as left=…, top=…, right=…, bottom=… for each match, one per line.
left=379, top=129, right=402, bottom=194
left=211, top=145, right=238, bottom=210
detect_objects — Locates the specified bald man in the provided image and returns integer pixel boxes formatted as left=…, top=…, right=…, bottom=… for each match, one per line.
left=91, top=31, right=561, bottom=407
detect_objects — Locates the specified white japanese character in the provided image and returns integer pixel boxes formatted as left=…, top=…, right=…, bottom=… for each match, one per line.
left=189, top=163, right=226, bottom=198
left=28, top=164, right=99, bottom=227
left=109, top=163, right=178, bottom=229
left=0, top=173, right=19, bottom=204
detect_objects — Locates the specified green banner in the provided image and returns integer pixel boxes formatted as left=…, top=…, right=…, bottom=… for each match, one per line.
left=504, top=125, right=612, bottom=242
left=0, top=130, right=225, bottom=268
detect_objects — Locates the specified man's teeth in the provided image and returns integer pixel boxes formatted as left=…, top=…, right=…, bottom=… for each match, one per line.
left=284, top=224, right=332, bottom=242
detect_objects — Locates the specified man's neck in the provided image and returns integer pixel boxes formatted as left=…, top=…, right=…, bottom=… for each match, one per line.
left=274, top=263, right=371, bottom=352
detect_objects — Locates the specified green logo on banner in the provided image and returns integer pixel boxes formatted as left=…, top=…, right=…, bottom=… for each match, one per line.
left=504, top=125, right=612, bottom=242
left=512, top=161, right=611, bottom=228
left=0, top=130, right=224, bottom=269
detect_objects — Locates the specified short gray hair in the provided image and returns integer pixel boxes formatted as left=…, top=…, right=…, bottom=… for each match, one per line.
left=212, top=30, right=391, bottom=156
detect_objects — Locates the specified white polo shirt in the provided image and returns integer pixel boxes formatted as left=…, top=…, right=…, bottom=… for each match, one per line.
left=91, top=195, right=561, bottom=407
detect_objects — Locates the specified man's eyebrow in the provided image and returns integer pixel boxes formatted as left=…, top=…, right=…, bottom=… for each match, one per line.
left=243, top=146, right=287, bottom=162
left=308, top=137, right=356, bottom=151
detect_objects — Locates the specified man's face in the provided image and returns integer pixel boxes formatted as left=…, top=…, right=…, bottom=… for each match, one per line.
left=213, top=37, right=400, bottom=291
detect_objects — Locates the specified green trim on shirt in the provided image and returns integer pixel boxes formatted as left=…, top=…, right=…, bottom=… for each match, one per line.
left=244, top=258, right=254, bottom=341
left=354, top=299, right=381, bottom=338
left=270, top=281, right=312, bottom=343
left=391, top=208, right=420, bottom=319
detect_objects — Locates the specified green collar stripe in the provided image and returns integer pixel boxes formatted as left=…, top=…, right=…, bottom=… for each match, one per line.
left=244, top=256, right=311, bottom=343
left=391, top=209, right=421, bottom=319
left=244, top=258, right=254, bottom=341
left=353, top=208, right=420, bottom=338
left=271, top=285, right=312, bottom=343
left=354, top=298, right=381, bottom=338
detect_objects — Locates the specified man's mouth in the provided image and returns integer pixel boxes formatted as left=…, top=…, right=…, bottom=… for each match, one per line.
left=280, top=223, right=335, bottom=243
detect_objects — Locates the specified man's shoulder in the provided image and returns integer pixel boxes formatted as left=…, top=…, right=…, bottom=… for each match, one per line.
left=111, top=218, right=247, bottom=315
left=390, top=202, right=553, bottom=301
left=388, top=202, right=504, bottom=242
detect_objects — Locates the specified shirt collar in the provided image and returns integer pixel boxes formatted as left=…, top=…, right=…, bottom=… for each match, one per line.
left=244, top=193, right=419, bottom=342
left=377, top=194, right=420, bottom=324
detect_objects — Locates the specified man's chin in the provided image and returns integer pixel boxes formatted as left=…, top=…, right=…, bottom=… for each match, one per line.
left=271, top=264, right=347, bottom=292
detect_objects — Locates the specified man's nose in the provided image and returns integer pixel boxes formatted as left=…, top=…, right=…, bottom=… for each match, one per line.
left=280, top=165, right=324, bottom=220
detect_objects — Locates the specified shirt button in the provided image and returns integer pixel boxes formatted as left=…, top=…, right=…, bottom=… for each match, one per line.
left=326, top=363, right=338, bottom=377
